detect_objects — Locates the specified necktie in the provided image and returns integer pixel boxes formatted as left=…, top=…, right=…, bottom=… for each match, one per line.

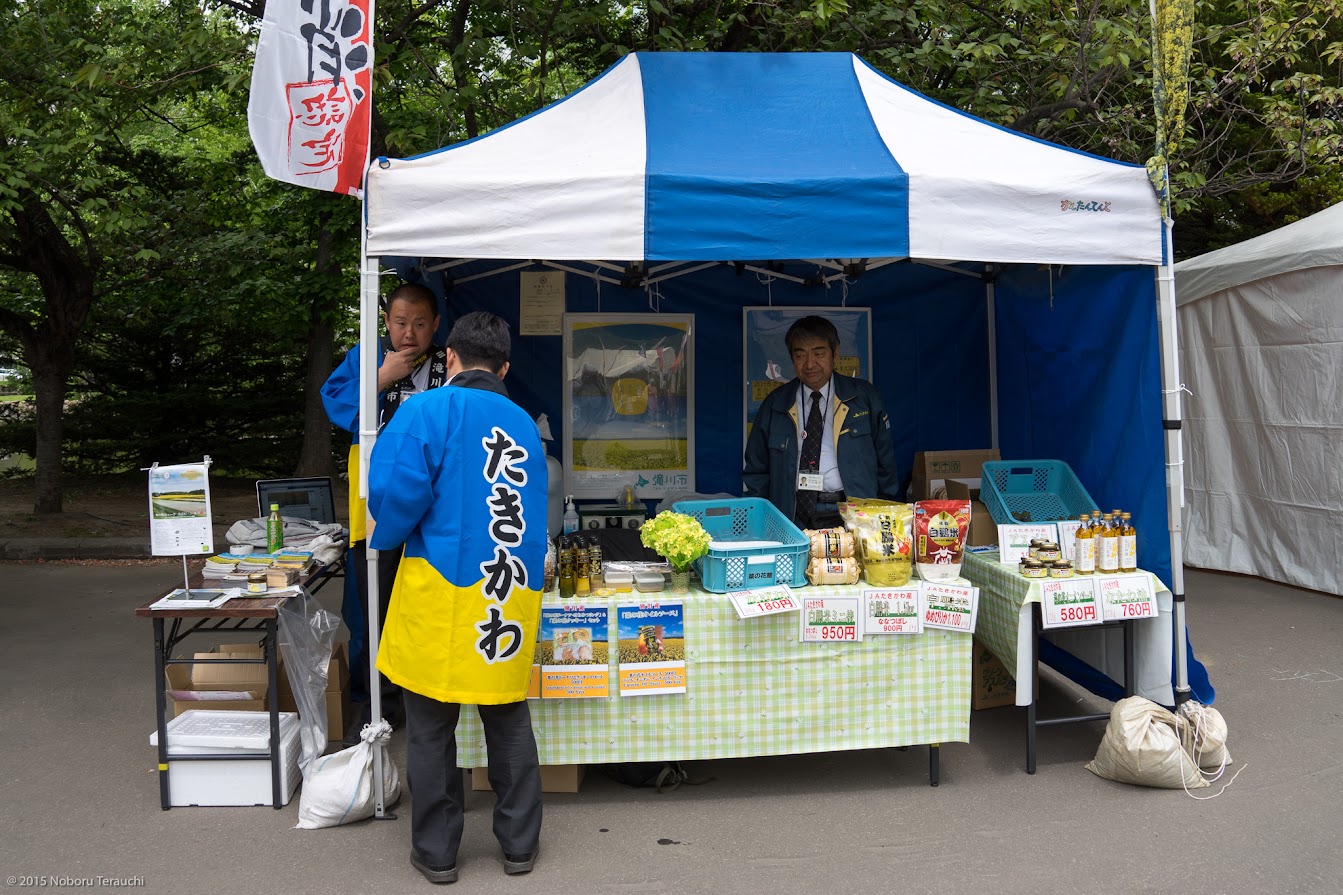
left=795, top=389, right=824, bottom=525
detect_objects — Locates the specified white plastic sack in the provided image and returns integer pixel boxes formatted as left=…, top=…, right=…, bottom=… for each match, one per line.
left=295, top=721, right=401, bottom=829
left=1086, top=696, right=1208, bottom=789
left=1179, top=701, right=1232, bottom=772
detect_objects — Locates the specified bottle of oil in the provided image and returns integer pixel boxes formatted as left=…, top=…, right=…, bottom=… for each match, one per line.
left=1097, top=513, right=1120, bottom=573
left=574, top=537, right=591, bottom=597
left=588, top=536, right=604, bottom=588
left=1073, top=514, right=1096, bottom=575
left=1089, top=510, right=1102, bottom=534
left=558, top=537, right=576, bottom=599
left=1119, top=512, right=1138, bottom=572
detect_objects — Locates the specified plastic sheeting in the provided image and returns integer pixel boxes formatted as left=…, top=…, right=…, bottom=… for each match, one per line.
left=1177, top=265, right=1343, bottom=595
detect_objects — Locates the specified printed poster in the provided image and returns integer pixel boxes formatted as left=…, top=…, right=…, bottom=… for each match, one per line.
left=616, top=603, right=687, bottom=696
left=539, top=606, right=610, bottom=698
left=800, top=596, right=863, bottom=643
left=863, top=586, right=922, bottom=635
left=997, top=523, right=1059, bottom=564
left=147, top=463, right=214, bottom=556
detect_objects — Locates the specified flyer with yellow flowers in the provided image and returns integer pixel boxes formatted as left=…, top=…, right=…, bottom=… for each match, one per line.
left=616, top=602, right=686, bottom=696
left=539, top=605, right=610, bottom=698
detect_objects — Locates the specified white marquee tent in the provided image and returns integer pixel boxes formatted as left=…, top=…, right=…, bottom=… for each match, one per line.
left=1175, top=201, right=1343, bottom=595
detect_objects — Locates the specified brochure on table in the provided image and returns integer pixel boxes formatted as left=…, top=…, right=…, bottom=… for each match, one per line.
left=539, top=605, right=610, bottom=698
left=616, top=602, right=687, bottom=696
left=149, top=587, right=242, bottom=610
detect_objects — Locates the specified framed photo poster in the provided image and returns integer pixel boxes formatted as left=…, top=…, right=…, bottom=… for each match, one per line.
left=562, top=314, right=695, bottom=500
left=742, top=307, right=873, bottom=439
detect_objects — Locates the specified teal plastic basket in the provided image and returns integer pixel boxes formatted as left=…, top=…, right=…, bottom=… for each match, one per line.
left=672, top=498, right=809, bottom=592
left=978, top=460, right=1099, bottom=525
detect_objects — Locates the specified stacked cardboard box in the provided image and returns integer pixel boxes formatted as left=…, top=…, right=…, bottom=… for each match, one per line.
left=471, top=764, right=585, bottom=794
left=163, top=642, right=351, bottom=742
left=970, top=637, right=1017, bottom=709
left=910, top=449, right=1000, bottom=548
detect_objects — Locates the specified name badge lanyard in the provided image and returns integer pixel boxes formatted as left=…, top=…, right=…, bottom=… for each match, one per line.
left=798, top=383, right=830, bottom=492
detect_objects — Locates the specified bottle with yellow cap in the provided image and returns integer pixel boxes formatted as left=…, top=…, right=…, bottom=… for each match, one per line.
left=1097, top=513, right=1120, bottom=573
left=1119, top=512, right=1138, bottom=572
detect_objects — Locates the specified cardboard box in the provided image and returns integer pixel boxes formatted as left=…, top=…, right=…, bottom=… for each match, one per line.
left=163, top=663, right=267, bottom=718
left=971, top=637, right=1017, bottom=710
left=471, top=764, right=585, bottom=793
left=171, top=643, right=351, bottom=741
left=910, top=449, right=999, bottom=501
left=945, top=479, right=997, bottom=548
left=278, top=644, right=351, bottom=742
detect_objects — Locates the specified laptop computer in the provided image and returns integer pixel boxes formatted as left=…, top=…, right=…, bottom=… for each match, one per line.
left=255, top=477, right=337, bottom=525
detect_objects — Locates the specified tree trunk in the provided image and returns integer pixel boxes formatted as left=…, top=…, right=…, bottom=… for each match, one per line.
left=293, top=217, right=338, bottom=478
left=29, top=350, right=71, bottom=514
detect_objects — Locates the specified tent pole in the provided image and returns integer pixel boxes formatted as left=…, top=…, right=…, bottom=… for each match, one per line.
left=985, top=267, right=999, bottom=451
left=358, top=224, right=389, bottom=814
left=1154, top=217, right=1191, bottom=706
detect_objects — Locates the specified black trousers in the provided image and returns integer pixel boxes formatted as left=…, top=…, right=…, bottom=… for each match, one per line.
left=403, top=691, right=543, bottom=868
left=347, top=540, right=404, bottom=722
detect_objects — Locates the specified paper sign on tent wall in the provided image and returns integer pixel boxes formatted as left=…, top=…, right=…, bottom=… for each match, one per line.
left=247, top=0, right=372, bottom=197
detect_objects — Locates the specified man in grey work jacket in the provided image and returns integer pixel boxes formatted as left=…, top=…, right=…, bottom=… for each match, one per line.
left=743, top=315, right=900, bottom=530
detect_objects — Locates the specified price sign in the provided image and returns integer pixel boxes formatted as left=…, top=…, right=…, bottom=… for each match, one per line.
left=800, top=596, right=863, bottom=642
left=1098, top=574, right=1159, bottom=622
left=1039, top=578, right=1102, bottom=629
left=920, top=581, right=978, bottom=633
left=1054, top=519, right=1083, bottom=561
left=863, top=586, right=922, bottom=635
left=727, top=584, right=799, bottom=619
left=997, top=523, right=1058, bottom=564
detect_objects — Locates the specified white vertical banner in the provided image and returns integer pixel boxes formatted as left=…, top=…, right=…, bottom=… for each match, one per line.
left=247, top=0, right=373, bottom=197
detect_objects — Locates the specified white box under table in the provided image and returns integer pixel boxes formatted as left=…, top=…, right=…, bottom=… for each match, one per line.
left=148, top=710, right=301, bottom=807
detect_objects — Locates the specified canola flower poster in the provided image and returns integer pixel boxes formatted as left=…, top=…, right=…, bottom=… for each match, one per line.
left=616, top=603, right=687, bottom=696
left=147, top=462, right=214, bottom=556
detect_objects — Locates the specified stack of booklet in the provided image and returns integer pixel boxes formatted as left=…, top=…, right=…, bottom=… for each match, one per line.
left=201, top=551, right=315, bottom=581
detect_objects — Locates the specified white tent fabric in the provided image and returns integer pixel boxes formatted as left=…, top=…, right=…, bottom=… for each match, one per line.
left=1175, top=202, right=1343, bottom=595
left=366, top=52, right=1161, bottom=264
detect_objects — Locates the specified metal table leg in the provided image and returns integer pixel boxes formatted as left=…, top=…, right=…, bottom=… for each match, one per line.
left=153, top=617, right=171, bottom=810
left=266, top=618, right=282, bottom=809
left=929, top=744, right=940, bottom=786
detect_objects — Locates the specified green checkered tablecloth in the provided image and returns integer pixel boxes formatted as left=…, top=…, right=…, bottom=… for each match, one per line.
left=961, top=551, right=1035, bottom=674
left=961, top=550, right=1172, bottom=705
left=454, top=583, right=971, bottom=766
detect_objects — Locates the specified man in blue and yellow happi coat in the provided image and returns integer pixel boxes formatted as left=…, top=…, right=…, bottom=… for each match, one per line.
left=368, top=311, right=546, bottom=883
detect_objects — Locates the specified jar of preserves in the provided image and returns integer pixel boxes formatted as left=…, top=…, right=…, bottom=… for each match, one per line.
left=246, top=571, right=268, bottom=594
left=1037, top=543, right=1062, bottom=563
left=1021, top=559, right=1047, bottom=579
left=1048, top=561, right=1074, bottom=578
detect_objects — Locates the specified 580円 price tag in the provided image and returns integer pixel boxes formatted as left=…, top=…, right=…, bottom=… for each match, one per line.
left=1039, top=578, right=1101, bottom=629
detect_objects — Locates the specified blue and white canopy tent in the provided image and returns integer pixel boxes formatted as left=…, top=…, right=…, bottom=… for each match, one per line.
left=356, top=52, right=1212, bottom=712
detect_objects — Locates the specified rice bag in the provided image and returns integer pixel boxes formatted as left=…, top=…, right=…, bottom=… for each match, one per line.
left=851, top=505, right=914, bottom=587
left=805, top=527, right=855, bottom=559
left=914, top=500, right=972, bottom=581
left=806, top=557, right=861, bottom=585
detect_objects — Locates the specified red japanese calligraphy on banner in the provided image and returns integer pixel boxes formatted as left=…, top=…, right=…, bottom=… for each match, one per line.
left=248, top=0, right=372, bottom=197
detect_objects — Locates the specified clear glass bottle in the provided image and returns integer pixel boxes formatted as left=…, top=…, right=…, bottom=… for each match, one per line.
left=588, top=536, right=604, bottom=588
left=1119, top=512, right=1138, bottom=573
left=266, top=502, right=283, bottom=554
left=558, top=537, right=576, bottom=599
left=1073, top=513, right=1096, bottom=575
left=1097, top=512, right=1120, bottom=573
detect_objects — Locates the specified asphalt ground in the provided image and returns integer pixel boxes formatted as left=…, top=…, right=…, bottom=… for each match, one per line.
left=0, top=561, right=1338, bottom=895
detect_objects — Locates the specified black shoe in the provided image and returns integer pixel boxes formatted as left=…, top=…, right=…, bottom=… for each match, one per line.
left=503, top=845, right=539, bottom=875
left=410, top=852, right=457, bottom=884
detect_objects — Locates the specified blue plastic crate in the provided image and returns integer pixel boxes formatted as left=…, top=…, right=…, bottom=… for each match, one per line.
left=978, top=460, right=1099, bottom=525
left=672, top=498, right=809, bottom=592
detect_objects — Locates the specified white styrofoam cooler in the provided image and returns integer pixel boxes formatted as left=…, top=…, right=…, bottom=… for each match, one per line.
left=149, top=710, right=301, bottom=807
